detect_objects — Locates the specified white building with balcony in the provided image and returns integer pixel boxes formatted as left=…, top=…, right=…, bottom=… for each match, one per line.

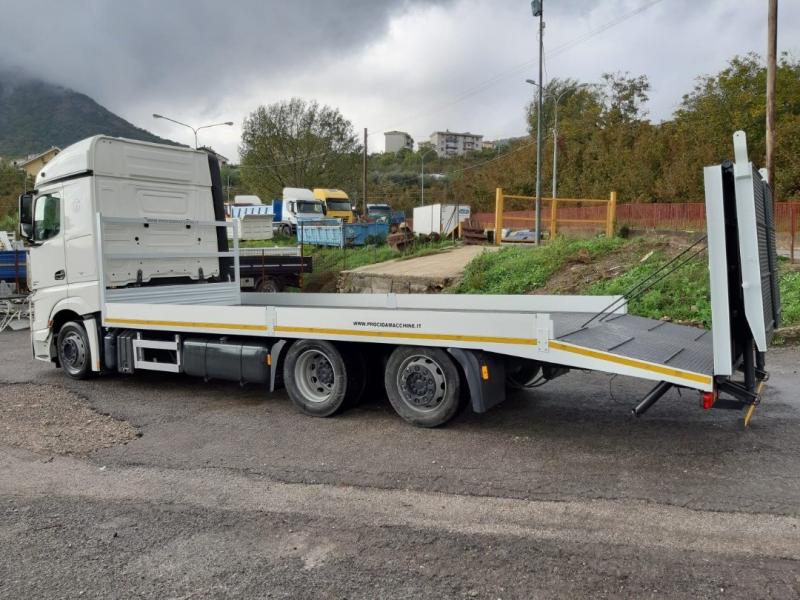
left=429, top=130, right=483, bottom=158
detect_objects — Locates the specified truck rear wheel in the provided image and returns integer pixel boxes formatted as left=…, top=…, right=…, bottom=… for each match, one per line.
left=56, top=321, right=94, bottom=380
left=256, top=276, right=282, bottom=293
left=284, top=340, right=354, bottom=417
left=384, top=346, right=461, bottom=428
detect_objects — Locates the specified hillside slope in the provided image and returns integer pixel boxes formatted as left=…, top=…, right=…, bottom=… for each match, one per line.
left=0, top=75, right=178, bottom=156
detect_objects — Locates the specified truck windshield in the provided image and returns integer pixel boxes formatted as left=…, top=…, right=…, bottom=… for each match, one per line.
left=326, top=200, right=351, bottom=212
left=369, top=206, right=391, bottom=217
left=297, top=201, right=324, bottom=214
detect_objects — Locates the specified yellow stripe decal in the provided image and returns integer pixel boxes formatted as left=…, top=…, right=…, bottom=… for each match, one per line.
left=105, top=317, right=268, bottom=332
left=274, top=325, right=536, bottom=346
left=550, top=340, right=712, bottom=385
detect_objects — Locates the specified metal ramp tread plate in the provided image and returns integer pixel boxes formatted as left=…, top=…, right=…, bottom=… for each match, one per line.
left=553, top=313, right=714, bottom=377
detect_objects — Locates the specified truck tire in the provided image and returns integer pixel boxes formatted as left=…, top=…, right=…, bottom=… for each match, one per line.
left=280, top=223, right=293, bottom=238
left=384, top=346, right=461, bottom=428
left=256, top=276, right=282, bottom=293
left=284, top=340, right=352, bottom=417
left=56, top=321, right=94, bottom=380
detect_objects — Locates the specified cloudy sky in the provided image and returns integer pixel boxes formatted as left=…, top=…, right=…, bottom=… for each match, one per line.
left=1, top=0, right=797, bottom=160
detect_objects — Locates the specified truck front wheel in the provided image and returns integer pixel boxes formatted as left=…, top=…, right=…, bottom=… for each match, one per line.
left=384, top=346, right=462, bottom=427
left=284, top=340, right=354, bottom=417
left=56, top=321, right=93, bottom=380
left=280, top=223, right=293, bottom=238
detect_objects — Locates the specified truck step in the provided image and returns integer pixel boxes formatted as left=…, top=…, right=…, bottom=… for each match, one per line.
left=133, top=335, right=181, bottom=373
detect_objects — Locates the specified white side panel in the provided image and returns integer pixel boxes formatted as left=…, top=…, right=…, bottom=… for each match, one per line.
left=96, top=176, right=218, bottom=286
left=703, top=165, right=733, bottom=376
left=104, top=302, right=269, bottom=336
left=242, top=291, right=627, bottom=315
left=412, top=205, right=438, bottom=235
left=238, top=215, right=274, bottom=241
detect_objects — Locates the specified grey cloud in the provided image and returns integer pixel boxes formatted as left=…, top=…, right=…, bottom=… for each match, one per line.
left=0, top=0, right=452, bottom=112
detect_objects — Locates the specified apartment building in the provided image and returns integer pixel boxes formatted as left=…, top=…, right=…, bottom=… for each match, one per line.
left=384, top=130, right=414, bottom=153
left=429, top=130, right=483, bottom=157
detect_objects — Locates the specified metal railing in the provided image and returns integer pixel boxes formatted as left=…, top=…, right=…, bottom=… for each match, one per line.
left=493, top=189, right=617, bottom=243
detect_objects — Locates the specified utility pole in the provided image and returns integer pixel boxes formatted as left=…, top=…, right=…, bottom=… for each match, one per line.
left=766, top=0, right=778, bottom=198
left=420, top=148, right=435, bottom=206
left=362, top=128, right=368, bottom=215
left=532, top=0, right=544, bottom=245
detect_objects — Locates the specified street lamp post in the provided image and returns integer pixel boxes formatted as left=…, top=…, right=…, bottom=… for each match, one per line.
left=525, top=82, right=590, bottom=200
left=152, top=114, right=234, bottom=149
left=531, top=0, right=544, bottom=245
left=420, top=148, right=436, bottom=206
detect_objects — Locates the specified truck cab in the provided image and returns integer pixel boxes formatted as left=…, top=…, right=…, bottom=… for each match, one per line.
left=273, top=188, right=326, bottom=237
left=17, top=135, right=222, bottom=364
left=366, top=203, right=405, bottom=231
left=313, top=188, right=354, bottom=223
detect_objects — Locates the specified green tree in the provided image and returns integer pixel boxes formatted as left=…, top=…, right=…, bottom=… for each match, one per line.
left=239, top=98, right=361, bottom=201
left=660, top=53, right=800, bottom=200
left=0, top=161, right=29, bottom=219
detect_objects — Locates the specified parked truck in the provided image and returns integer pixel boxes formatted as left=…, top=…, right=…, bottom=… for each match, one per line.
left=235, top=247, right=312, bottom=292
left=313, top=188, right=355, bottom=223
left=271, top=188, right=326, bottom=237
left=17, top=133, right=779, bottom=428
left=364, top=203, right=405, bottom=232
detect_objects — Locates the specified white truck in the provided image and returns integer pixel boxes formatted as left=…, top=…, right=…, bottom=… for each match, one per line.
left=271, top=187, right=326, bottom=237
left=17, top=133, right=779, bottom=427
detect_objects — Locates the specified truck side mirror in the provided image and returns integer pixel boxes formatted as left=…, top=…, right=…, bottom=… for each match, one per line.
left=18, top=193, right=34, bottom=239
left=322, top=205, right=327, bottom=215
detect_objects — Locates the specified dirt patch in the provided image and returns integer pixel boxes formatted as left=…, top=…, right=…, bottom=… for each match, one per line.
left=0, top=383, right=138, bottom=455
left=533, top=234, right=692, bottom=295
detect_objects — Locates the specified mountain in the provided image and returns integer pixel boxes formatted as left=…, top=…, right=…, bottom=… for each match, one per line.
left=0, top=74, right=179, bottom=157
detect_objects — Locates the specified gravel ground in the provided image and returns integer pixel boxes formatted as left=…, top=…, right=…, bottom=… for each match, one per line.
left=0, top=383, right=137, bottom=454
left=1, top=328, right=799, bottom=599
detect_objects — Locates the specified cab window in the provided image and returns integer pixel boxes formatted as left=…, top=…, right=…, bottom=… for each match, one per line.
left=33, top=193, right=61, bottom=241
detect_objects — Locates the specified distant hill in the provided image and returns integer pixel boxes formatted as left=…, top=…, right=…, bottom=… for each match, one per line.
left=0, top=74, right=179, bottom=157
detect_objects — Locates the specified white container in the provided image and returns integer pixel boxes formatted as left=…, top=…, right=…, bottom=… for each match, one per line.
left=412, top=204, right=471, bottom=236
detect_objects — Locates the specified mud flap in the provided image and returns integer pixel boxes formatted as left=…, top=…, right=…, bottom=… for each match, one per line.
left=448, top=348, right=506, bottom=414
left=269, top=339, right=287, bottom=392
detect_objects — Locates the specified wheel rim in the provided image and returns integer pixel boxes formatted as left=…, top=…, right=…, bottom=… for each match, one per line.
left=61, top=331, right=87, bottom=375
left=396, top=355, right=447, bottom=413
left=295, top=349, right=336, bottom=403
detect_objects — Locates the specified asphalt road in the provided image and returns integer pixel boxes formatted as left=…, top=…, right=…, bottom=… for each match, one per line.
left=1, top=328, right=799, bottom=599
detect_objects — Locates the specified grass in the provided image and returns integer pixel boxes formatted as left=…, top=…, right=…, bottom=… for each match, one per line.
left=779, top=267, right=800, bottom=327
left=588, top=250, right=712, bottom=326
left=454, top=236, right=624, bottom=295
left=453, top=234, right=800, bottom=329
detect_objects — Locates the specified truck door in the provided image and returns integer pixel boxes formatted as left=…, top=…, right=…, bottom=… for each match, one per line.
left=29, top=188, right=67, bottom=330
